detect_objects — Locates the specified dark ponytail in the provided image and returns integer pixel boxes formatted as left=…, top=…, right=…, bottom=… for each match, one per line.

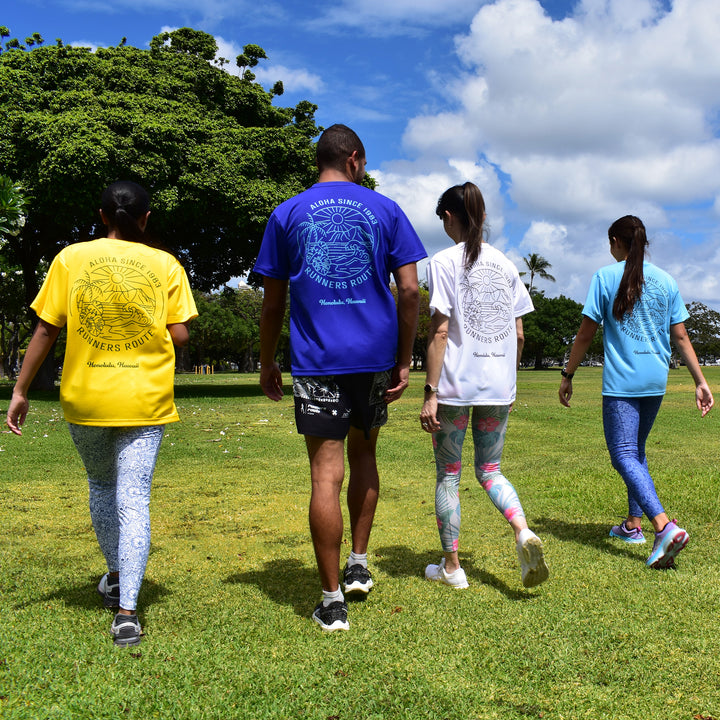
left=101, top=181, right=150, bottom=244
left=610, top=215, right=648, bottom=321
left=436, top=182, right=486, bottom=269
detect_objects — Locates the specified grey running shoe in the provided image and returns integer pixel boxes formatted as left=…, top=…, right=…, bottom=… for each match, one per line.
left=111, top=613, right=142, bottom=647
left=312, top=601, right=349, bottom=632
left=609, top=521, right=646, bottom=544
left=343, top=564, right=374, bottom=595
left=646, top=520, right=689, bottom=569
left=97, top=573, right=120, bottom=608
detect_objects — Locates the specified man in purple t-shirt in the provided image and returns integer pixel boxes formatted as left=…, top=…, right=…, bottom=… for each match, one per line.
left=255, top=124, right=426, bottom=631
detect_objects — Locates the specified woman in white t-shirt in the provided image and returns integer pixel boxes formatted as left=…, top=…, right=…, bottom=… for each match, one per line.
left=420, top=182, right=548, bottom=589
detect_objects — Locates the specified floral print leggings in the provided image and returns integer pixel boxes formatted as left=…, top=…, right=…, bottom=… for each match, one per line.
left=68, top=423, right=164, bottom=611
left=432, top=405, right=525, bottom=552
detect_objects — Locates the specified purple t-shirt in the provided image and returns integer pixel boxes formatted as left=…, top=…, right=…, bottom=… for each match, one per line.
left=254, top=181, right=426, bottom=375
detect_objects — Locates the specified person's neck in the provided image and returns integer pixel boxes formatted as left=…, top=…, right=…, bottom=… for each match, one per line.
left=317, top=168, right=356, bottom=183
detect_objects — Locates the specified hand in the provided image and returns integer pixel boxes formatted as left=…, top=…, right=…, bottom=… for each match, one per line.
left=384, top=364, right=409, bottom=403
left=260, top=362, right=284, bottom=402
left=420, top=395, right=440, bottom=433
left=696, top=382, right=714, bottom=417
left=558, top=377, right=573, bottom=407
left=6, top=391, right=29, bottom=436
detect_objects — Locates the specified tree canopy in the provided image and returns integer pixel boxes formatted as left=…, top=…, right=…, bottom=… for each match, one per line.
left=685, top=301, right=720, bottom=362
left=521, top=293, right=583, bottom=369
left=0, top=176, right=32, bottom=376
left=0, top=26, right=320, bottom=300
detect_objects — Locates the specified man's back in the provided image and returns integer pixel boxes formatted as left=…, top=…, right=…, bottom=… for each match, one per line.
left=255, top=180, right=425, bottom=375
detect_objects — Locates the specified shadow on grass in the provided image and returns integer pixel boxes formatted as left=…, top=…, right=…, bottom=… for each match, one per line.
left=374, top=544, right=536, bottom=601
left=17, top=576, right=169, bottom=611
left=174, top=381, right=279, bottom=400
left=0, top=386, right=59, bottom=401
left=0, top=380, right=274, bottom=401
left=532, top=516, right=646, bottom=564
left=223, top=558, right=318, bottom=618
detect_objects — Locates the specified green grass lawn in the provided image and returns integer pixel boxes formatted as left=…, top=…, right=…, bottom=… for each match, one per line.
left=1, top=368, right=719, bottom=719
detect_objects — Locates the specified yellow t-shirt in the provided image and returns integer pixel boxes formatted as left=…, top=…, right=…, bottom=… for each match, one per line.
left=31, top=238, right=198, bottom=426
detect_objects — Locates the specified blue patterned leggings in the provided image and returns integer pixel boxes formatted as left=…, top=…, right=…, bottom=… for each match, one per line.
left=602, top=395, right=664, bottom=520
left=432, top=405, right=525, bottom=552
left=68, top=424, right=164, bottom=611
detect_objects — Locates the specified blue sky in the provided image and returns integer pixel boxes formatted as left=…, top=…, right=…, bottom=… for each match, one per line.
left=4, top=0, right=720, bottom=306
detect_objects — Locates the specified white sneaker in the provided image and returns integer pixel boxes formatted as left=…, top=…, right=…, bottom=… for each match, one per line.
left=424, top=558, right=469, bottom=589
left=517, top=529, right=549, bottom=588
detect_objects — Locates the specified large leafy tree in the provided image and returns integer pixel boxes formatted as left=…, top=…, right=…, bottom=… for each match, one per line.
left=684, top=301, right=720, bottom=362
left=0, top=175, right=32, bottom=377
left=521, top=293, right=583, bottom=369
left=0, top=26, right=320, bottom=305
left=188, top=286, right=289, bottom=371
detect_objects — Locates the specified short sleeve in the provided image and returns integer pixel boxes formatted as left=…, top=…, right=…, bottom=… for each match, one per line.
left=387, top=209, right=427, bottom=271
left=511, top=270, right=534, bottom=318
left=254, top=213, right=290, bottom=279
left=427, top=255, right=455, bottom=317
left=30, top=252, right=70, bottom=327
left=167, top=260, right=198, bottom=324
left=582, top=271, right=607, bottom=324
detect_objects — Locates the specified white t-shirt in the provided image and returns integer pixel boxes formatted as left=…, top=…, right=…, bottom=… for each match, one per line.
left=427, top=242, right=533, bottom=405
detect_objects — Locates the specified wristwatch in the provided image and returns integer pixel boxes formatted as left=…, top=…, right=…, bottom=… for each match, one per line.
left=424, top=384, right=439, bottom=394
left=560, top=368, right=574, bottom=380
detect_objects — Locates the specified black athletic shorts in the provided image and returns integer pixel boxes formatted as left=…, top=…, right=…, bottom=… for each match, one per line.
left=292, top=371, right=392, bottom=440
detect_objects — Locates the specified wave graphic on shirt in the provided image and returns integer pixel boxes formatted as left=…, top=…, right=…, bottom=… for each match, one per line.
left=71, top=265, right=158, bottom=341
left=620, top=282, right=669, bottom=343
left=298, top=205, right=374, bottom=281
left=460, top=266, right=512, bottom=337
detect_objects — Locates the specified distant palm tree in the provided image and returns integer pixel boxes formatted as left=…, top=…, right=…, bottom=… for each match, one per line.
left=521, top=253, right=556, bottom=293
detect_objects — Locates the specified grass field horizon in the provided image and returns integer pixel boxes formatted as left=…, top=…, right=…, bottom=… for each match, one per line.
left=1, top=369, right=719, bottom=719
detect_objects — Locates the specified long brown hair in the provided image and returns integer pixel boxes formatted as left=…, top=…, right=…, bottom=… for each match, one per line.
left=436, top=182, right=486, bottom=269
left=610, top=215, right=648, bottom=321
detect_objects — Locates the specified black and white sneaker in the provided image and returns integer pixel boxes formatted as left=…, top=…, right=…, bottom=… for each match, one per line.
left=343, top=564, right=374, bottom=596
left=111, top=613, right=142, bottom=647
left=97, top=573, right=120, bottom=608
left=312, top=601, right=349, bottom=632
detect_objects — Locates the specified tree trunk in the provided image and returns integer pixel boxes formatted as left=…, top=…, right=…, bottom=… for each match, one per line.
left=534, top=348, right=544, bottom=370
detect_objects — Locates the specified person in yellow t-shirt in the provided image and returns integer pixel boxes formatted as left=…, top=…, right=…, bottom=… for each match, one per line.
left=6, top=181, right=198, bottom=647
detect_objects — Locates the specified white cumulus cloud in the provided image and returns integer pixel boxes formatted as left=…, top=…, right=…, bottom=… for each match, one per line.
left=380, top=0, right=720, bottom=306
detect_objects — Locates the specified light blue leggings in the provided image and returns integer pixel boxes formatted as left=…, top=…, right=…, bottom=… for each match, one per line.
left=68, top=424, right=164, bottom=611
left=602, top=395, right=665, bottom=520
left=432, top=405, right=525, bottom=553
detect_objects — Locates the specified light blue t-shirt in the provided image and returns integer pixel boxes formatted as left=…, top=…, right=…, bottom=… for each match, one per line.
left=254, top=181, right=426, bottom=375
left=582, top=261, right=689, bottom=397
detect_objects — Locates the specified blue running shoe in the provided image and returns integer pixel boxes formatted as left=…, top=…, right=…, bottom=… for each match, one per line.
left=609, top=521, right=646, bottom=544
left=646, top=520, right=688, bottom=569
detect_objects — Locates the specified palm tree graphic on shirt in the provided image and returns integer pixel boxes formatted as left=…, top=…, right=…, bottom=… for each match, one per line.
left=298, top=205, right=374, bottom=281
left=72, top=265, right=158, bottom=341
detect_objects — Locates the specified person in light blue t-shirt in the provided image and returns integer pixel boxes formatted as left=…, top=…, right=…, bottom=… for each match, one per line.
left=255, top=124, right=426, bottom=631
left=558, top=215, right=713, bottom=570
